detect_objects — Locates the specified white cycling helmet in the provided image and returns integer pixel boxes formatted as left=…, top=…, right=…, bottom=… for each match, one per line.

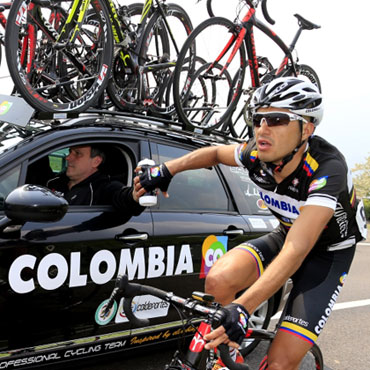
left=250, top=76, right=323, bottom=125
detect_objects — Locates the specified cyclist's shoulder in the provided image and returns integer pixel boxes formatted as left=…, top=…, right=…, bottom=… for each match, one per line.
left=307, top=135, right=348, bottom=170
left=235, top=138, right=257, bottom=162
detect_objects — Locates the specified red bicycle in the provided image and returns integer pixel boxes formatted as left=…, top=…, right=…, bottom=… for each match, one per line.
left=0, top=2, right=11, bottom=68
left=102, top=275, right=324, bottom=369
left=172, top=0, right=321, bottom=137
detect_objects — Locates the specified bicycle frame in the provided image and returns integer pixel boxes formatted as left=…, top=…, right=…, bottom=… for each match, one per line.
left=211, top=4, right=299, bottom=90
left=106, top=0, right=191, bottom=112
left=20, top=0, right=99, bottom=82
left=103, top=275, right=324, bottom=370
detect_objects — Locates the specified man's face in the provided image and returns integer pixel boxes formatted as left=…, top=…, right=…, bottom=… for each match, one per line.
left=66, top=146, right=102, bottom=184
left=253, top=107, right=304, bottom=165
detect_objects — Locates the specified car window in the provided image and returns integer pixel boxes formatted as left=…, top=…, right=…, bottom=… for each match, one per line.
left=24, top=143, right=132, bottom=206
left=226, top=166, right=271, bottom=215
left=49, top=148, right=69, bottom=173
left=0, top=165, right=21, bottom=210
left=157, top=144, right=229, bottom=212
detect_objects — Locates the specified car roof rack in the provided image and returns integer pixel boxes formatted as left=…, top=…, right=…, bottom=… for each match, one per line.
left=0, top=94, right=247, bottom=144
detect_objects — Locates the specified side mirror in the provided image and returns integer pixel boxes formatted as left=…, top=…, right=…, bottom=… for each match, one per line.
left=4, top=185, right=68, bottom=222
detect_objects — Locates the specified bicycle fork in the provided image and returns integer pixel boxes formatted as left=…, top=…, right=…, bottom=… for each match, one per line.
left=165, top=321, right=212, bottom=370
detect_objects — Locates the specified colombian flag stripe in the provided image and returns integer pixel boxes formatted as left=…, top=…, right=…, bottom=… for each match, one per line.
left=278, top=219, right=293, bottom=228
left=350, top=188, right=356, bottom=207
left=279, top=321, right=317, bottom=345
left=303, top=153, right=319, bottom=177
left=250, top=150, right=258, bottom=162
left=236, top=245, right=264, bottom=277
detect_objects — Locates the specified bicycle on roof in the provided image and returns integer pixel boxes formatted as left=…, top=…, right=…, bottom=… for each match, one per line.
left=172, top=0, right=321, bottom=137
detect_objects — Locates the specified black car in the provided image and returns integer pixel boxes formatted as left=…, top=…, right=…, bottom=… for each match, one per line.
left=0, top=109, right=288, bottom=369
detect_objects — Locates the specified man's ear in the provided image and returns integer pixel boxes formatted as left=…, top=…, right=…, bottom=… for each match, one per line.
left=92, top=155, right=103, bottom=169
left=302, top=122, right=315, bottom=140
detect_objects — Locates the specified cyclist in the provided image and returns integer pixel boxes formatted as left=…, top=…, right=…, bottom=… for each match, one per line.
left=134, top=77, right=367, bottom=369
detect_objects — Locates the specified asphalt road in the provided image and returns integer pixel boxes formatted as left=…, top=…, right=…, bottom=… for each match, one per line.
left=68, top=241, right=370, bottom=370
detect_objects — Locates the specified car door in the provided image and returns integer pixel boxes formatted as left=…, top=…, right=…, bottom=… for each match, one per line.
left=0, top=132, right=154, bottom=354
left=149, top=142, right=253, bottom=304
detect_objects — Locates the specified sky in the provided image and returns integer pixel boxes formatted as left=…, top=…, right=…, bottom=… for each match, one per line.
left=0, top=0, right=368, bottom=170
left=173, top=0, right=370, bottom=170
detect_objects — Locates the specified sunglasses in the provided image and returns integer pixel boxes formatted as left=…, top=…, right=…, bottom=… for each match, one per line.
left=252, top=112, right=307, bottom=128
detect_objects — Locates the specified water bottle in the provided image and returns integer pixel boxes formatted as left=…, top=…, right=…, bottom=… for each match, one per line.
left=137, top=158, right=157, bottom=207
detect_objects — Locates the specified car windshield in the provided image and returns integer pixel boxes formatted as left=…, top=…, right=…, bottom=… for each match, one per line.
left=0, top=124, right=23, bottom=154
left=0, top=122, right=52, bottom=155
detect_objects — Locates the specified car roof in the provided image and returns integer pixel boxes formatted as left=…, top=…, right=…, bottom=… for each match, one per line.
left=0, top=110, right=243, bottom=157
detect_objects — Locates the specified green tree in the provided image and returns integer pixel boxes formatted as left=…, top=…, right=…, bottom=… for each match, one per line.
left=352, top=155, right=370, bottom=220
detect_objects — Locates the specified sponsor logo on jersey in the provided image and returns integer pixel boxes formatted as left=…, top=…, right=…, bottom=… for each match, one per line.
left=258, top=190, right=305, bottom=218
left=257, top=199, right=268, bottom=210
left=308, top=176, right=328, bottom=193
left=334, top=203, right=349, bottom=238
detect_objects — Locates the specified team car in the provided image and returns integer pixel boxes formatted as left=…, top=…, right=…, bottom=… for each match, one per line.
left=0, top=99, right=289, bottom=369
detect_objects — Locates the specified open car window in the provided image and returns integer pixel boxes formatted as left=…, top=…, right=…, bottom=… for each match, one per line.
left=156, top=144, right=230, bottom=212
left=24, top=144, right=132, bottom=207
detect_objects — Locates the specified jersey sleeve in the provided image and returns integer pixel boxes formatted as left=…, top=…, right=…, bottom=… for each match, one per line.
left=234, top=140, right=256, bottom=169
left=305, top=159, right=347, bottom=210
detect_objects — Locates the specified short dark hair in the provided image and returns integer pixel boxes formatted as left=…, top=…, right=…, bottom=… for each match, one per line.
left=90, top=145, right=106, bottom=165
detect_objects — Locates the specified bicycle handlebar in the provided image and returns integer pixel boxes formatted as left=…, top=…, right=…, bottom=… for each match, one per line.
left=104, top=275, right=250, bottom=370
left=261, top=0, right=275, bottom=25
left=205, top=0, right=275, bottom=26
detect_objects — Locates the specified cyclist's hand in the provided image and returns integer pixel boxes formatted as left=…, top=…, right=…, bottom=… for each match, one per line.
left=135, top=163, right=173, bottom=196
left=205, top=303, right=249, bottom=349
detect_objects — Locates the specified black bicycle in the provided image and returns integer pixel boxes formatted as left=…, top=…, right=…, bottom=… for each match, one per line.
left=5, top=0, right=192, bottom=114
left=105, top=0, right=193, bottom=118
left=102, top=275, right=324, bottom=369
left=172, top=0, right=321, bottom=137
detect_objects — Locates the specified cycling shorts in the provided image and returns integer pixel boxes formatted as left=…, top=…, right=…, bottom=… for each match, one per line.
left=236, top=227, right=356, bottom=345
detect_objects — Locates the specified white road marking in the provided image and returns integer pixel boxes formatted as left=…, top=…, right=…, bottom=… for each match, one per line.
left=357, top=242, right=369, bottom=246
left=271, top=299, right=370, bottom=320
left=332, top=299, right=370, bottom=311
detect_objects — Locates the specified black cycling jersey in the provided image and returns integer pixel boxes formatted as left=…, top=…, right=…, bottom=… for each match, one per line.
left=234, top=135, right=365, bottom=251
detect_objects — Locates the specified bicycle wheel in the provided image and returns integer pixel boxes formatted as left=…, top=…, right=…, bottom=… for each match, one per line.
left=93, top=2, right=144, bottom=110
left=296, top=63, right=322, bottom=92
left=240, top=331, right=324, bottom=370
left=222, top=56, right=273, bottom=139
left=144, top=3, right=193, bottom=116
left=5, top=0, right=113, bottom=113
left=225, top=61, right=321, bottom=139
left=300, top=343, right=324, bottom=369
left=173, top=16, right=246, bottom=134
left=239, top=296, right=274, bottom=357
left=169, top=58, right=233, bottom=125
left=107, top=3, right=193, bottom=115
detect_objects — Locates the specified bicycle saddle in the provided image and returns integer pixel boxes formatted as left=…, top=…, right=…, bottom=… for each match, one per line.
left=294, top=14, right=321, bottom=30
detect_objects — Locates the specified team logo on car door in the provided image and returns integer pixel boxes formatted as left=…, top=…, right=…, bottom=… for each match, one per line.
left=200, top=235, right=228, bottom=278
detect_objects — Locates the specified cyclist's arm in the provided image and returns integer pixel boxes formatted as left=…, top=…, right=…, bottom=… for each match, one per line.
left=165, top=144, right=239, bottom=176
left=204, top=204, right=334, bottom=349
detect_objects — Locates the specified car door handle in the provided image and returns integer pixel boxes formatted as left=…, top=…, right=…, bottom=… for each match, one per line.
left=116, top=233, right=149, bottom=241
left=223, top=229, right=244, bottom=236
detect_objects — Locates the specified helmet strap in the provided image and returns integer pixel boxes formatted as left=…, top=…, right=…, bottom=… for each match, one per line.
left=264, top=120, right=306, bottom=173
